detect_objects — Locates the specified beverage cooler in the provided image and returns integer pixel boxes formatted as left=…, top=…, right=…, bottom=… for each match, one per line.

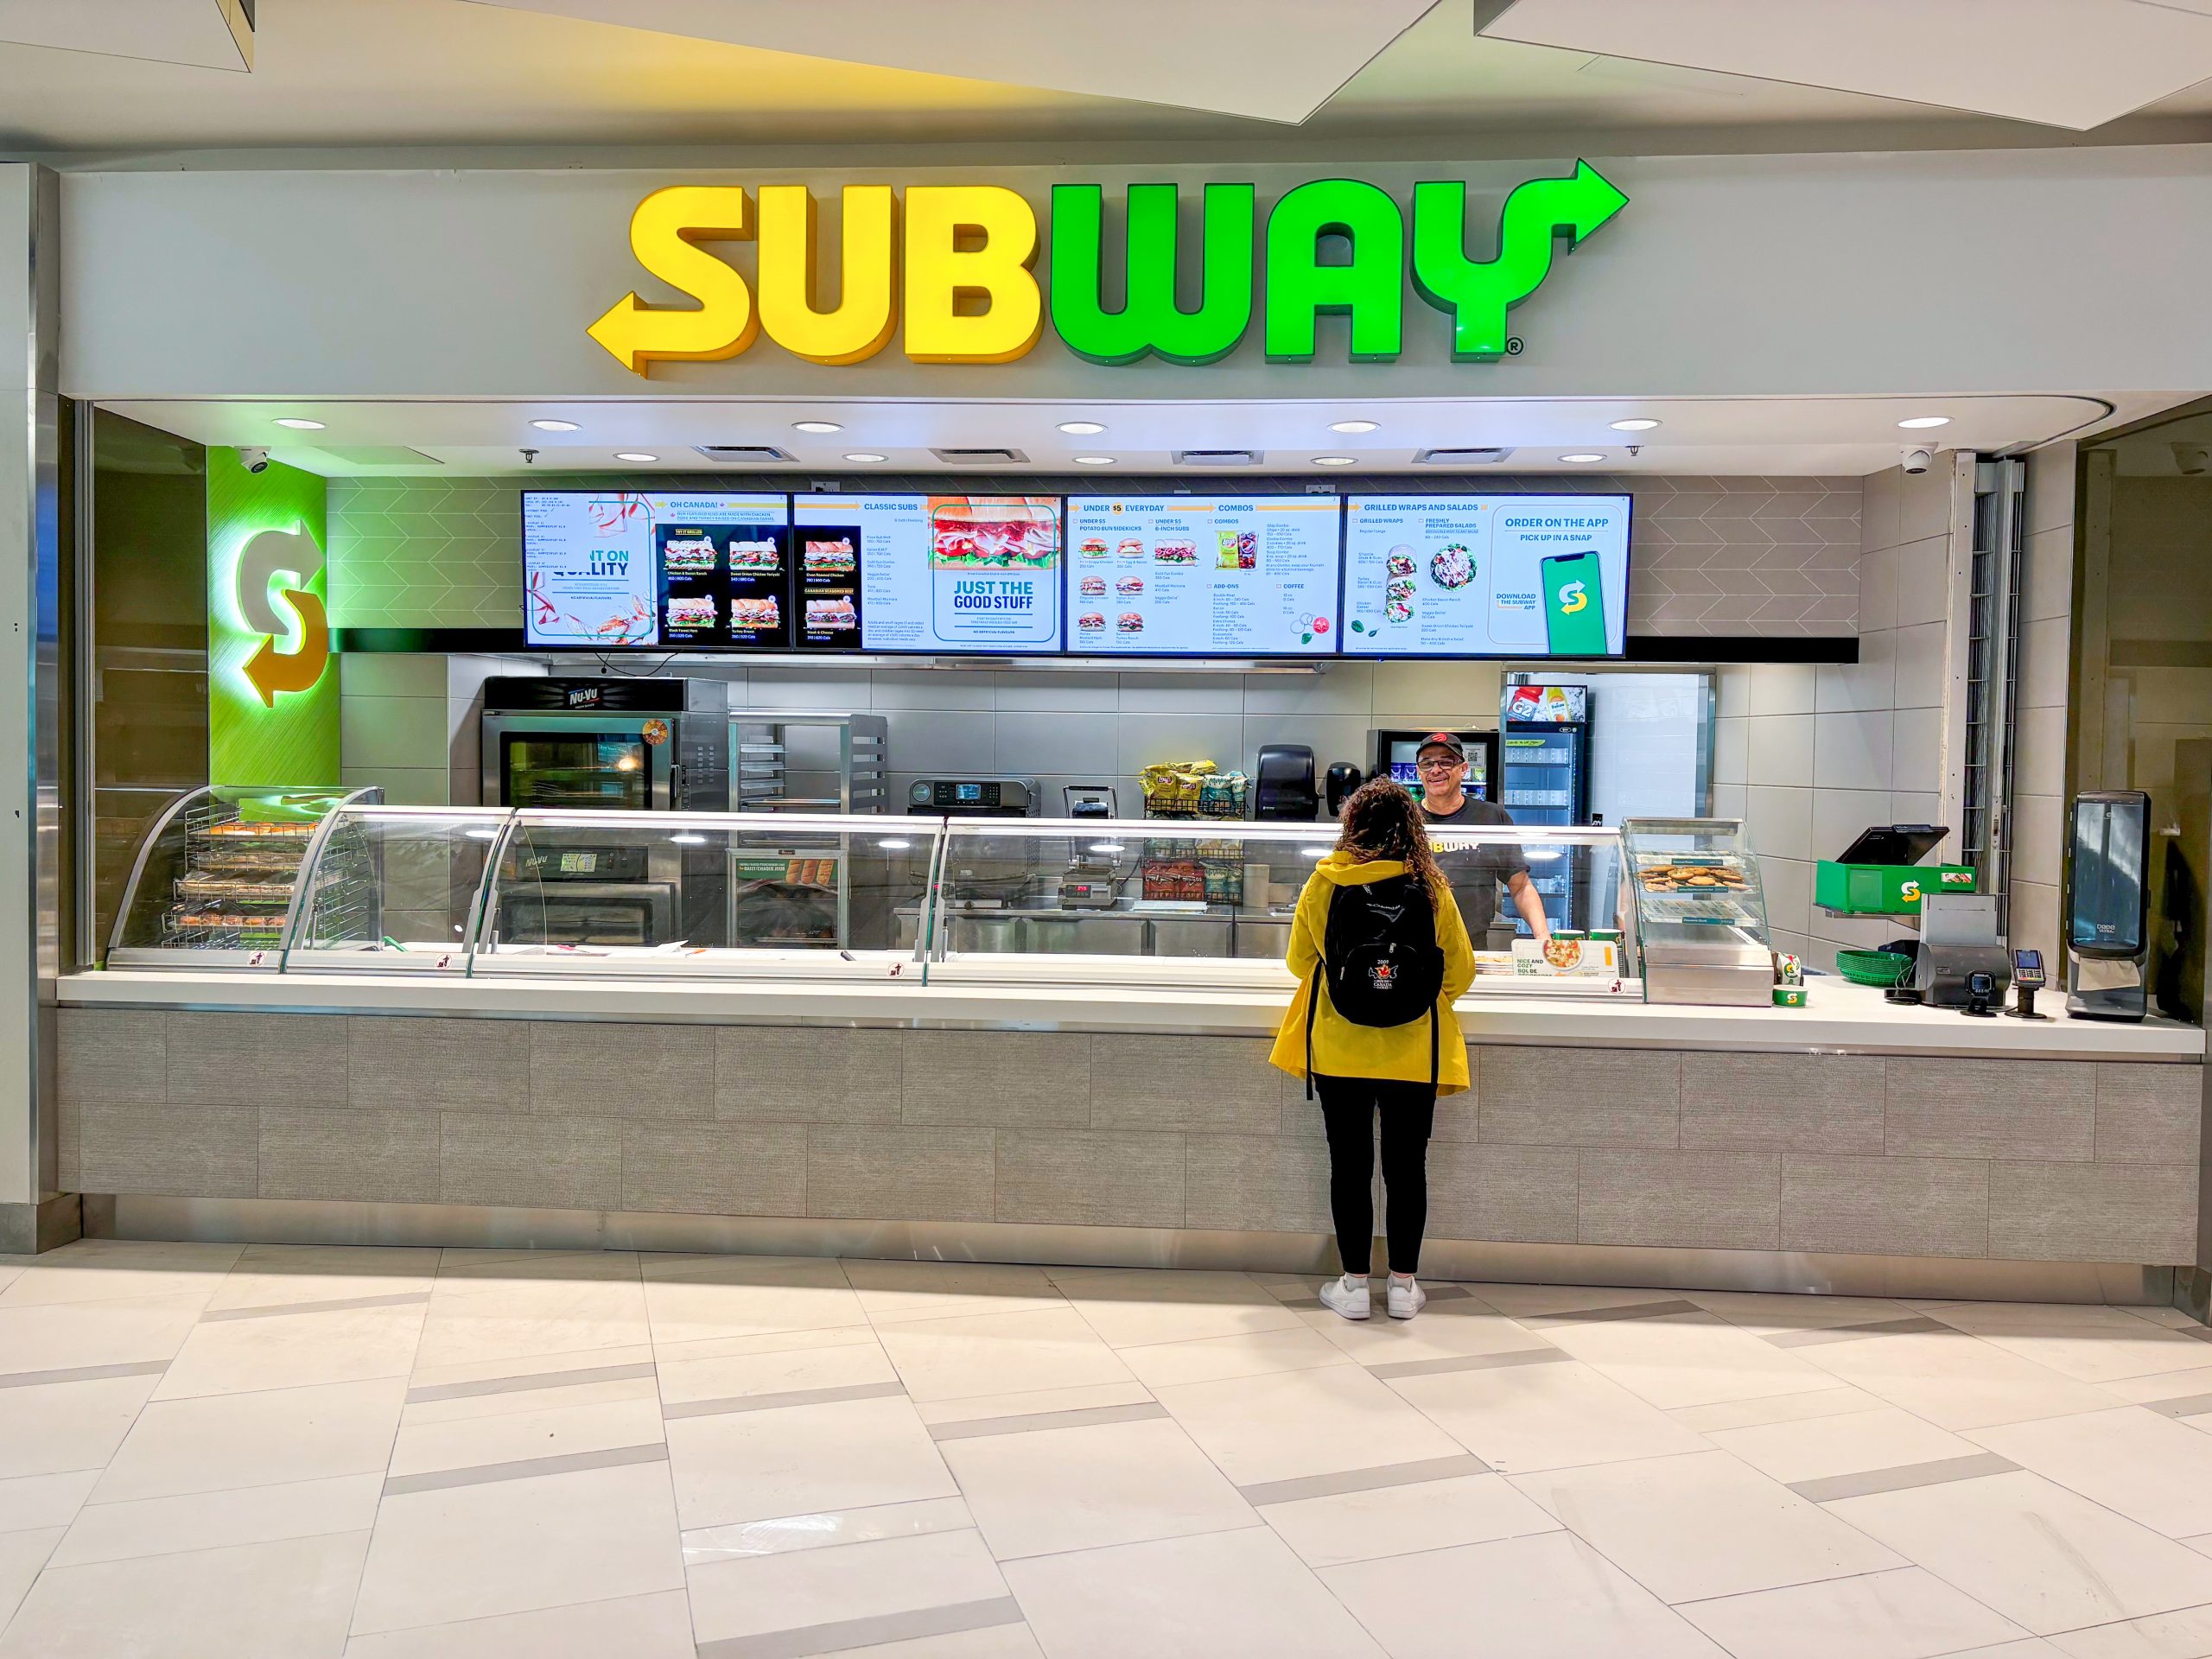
left=1500, top=683, right=1594, bottom=931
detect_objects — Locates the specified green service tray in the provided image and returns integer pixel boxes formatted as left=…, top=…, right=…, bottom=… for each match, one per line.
left=1815, top=860, right=1976, bottom=915
left=1834, top=948, right=1914, bottom=988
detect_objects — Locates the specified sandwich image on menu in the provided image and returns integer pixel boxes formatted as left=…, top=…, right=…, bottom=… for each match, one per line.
left=927, top=497, right=1060, bottom=650
left=655, top=522, right=731, bottom=646
left=796, top=521, right=864, bottom=649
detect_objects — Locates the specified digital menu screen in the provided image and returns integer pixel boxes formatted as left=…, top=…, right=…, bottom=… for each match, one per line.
left=808, top=494, right=1062, bottom=655
left=524, top=492, right=791, bottom=649
left=1343, top=494, right=1630, bottom=658
left=1064, top=496, right=1340, bottom=655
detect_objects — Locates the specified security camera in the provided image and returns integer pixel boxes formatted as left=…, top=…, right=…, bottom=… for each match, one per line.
left=238, top=447, right=270, bottom=474
left=1900, top=445, right=1935, bottom=475
left=2172, top=442, right=2210, bottom=476
left=520, top=448, right=538, bottom=466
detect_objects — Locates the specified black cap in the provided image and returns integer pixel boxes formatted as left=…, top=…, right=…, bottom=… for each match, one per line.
left=1414, top=732, right=1465, bottom=760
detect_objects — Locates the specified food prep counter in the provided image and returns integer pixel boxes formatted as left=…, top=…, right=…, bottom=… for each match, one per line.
left=65, top=801, right=2207, bottom=1305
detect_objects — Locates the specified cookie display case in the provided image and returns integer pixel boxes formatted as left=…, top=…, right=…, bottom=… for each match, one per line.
left=107, top=785, right=384, bottom=970
left=1621, top=816, right=1775, bottom=1007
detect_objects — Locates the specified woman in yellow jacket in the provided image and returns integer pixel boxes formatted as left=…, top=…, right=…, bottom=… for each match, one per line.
left=1270, top=778, right=1475, bottom=1322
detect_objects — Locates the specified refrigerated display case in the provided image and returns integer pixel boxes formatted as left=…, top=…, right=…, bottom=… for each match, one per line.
left=111, top=807, right=1656, bottom=1001
left=1622, top=816, right=1775, bottom=1007
left=106, top=785, right=382, bottom=970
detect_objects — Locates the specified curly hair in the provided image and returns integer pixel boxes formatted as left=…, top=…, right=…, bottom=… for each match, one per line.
left=1334, top=776, right=1446, bottom=899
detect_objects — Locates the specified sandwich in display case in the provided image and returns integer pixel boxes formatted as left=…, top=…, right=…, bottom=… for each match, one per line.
left=112, top=807, right=1690, bottom=1002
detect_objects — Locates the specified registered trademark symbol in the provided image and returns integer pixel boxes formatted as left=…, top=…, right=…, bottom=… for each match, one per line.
left=1504, top=336, right=1525, bottom=356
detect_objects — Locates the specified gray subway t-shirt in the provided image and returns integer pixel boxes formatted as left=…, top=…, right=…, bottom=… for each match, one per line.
left=1420, top=795, right=1528, bottom=935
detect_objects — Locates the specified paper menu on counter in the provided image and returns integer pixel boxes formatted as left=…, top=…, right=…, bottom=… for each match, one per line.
left=1065, top=496, right=1339, bottom=655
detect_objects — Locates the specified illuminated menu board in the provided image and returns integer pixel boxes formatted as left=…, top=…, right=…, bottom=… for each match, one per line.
left=523, top=492, right=791, bottom=649
left=1343, top=494, right=1630, bottom=658
left=798, top=494, right=1062, bottom=654
left=1064, top=496, right=1341, bottom=655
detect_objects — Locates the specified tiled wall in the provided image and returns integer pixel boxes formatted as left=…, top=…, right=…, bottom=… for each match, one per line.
left=1715, top=461, right=1959, bottom=970
left=57, top=1010, right=2202, bottom=1268
left=325, top=474, right=1862, bottom=639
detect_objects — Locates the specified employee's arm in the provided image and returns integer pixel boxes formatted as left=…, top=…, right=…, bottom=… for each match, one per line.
left=1435, top=884, right=1477, bottom=1003
left=1506, top=870, right=1552, bottom=942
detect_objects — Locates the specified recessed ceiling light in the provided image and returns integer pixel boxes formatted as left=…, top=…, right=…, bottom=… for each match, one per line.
left=793, top=420, right=843, bottom=434
left=1897, top=416, right=1950, bottom=429
left=1609, top=417, right=1661, bottom=432
left=1329, top=419, right=1380, bottom=435
left=1072, top=454, right=1116, bottom=466
left=272, top=417, right=326, bottom=431
left=530, top=419, right=579, bottom=432
left=1057, top=421, right=1106, bottom=435
left=842, top=452, right=887, bottom=463
left=613, top=452, right=658, bottom=463
left=1560, top=453, right=1608, bottom=464
left=1312, top=455, right=1357, bottom=467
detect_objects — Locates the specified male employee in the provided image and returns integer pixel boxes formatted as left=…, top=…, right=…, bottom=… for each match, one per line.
left=1411, top=733, right=1553, bottom=946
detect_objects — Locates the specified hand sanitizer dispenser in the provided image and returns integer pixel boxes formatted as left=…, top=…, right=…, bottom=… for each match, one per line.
left=2067, top=790, right=2152, bottom=1022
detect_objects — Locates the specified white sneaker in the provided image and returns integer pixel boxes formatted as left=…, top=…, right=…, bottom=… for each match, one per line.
left=1319, top=1274, right=1372, bottom=1321
left=1388, top=1277, right=1427, bottom=1320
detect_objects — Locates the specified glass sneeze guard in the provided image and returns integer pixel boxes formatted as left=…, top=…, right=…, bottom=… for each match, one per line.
left=920, top=817, right=1634, bottom=999
left=471, top=810, right=939, bottom=981
left=111, top=805, right=1669, bottom=1005
left=107, top=785, right=382, bottom=970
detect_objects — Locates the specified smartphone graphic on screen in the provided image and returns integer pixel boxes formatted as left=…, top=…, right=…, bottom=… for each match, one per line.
left=1541, top=550, right=1610, bottom=655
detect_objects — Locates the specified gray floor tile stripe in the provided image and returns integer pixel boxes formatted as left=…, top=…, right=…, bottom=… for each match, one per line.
left=1521, top=1298, right=1704, bottom=1325
left=1789, top=1452, right=2019, bottom=1504
left=695, top=1596, right=1026, bottom=1659
left=381, top=1440, right=667, bottom=1497
left=2138, top=1390, right=2212, bottom=1419
left=0, top=1358, right=168, bottom=1390
left=927, top=1402, right=1168, bottom=1442
left=200, top=1290, right=430, bottom=1324
left=1369, top=1346, right=1568, bottom=1381
left=405, top=1360, right=658, bottom=1404
left=663, top=1380, right=906, bottom=1421
left=1768, top=1315, right=1953, bottom=1349
left=1238, top=1452, right=1490, bottom=1508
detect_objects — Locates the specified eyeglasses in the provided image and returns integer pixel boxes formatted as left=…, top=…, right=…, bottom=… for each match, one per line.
left=1415, top=757, right=1465, bottom=772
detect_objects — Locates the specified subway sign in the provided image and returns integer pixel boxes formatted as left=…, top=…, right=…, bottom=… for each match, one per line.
left=588, top=166, right=1626, bottom=376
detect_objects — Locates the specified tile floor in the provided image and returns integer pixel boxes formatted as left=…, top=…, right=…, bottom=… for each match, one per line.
left=5, top=1243, right=2212, bottom=1656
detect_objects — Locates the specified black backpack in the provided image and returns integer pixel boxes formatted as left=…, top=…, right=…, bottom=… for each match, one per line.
left=1304, top=873, right=1446, bottom=1097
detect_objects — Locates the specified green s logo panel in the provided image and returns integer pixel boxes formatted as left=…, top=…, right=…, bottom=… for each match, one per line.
left=1541, top=550, right=1609, bottom=655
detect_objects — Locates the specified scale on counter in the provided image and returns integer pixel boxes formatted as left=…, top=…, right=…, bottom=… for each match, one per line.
left=1060, top=786, right=1122, bottom=908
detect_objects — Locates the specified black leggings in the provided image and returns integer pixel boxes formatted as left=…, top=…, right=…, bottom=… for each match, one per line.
left=1315, top=1076, right=1437, bottom=1276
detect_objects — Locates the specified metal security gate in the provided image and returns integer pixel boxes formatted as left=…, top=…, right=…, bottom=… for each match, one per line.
left=1964, top=457, right=2028, bottom=916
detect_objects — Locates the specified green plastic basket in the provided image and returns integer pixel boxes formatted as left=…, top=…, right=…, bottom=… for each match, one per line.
left=1835, top=948, right=1913, bottom=988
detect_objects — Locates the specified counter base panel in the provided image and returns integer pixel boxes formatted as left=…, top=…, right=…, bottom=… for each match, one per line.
left=88, top=1194, right=2173, bottom=1306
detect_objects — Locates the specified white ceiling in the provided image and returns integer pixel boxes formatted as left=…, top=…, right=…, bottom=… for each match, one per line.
left=0, top=0, right=249, bottom=73
left=101, top=392, right=2126, bottom=478
left=7, top=0, right=2212, bottom=159
left=464, top=0, right=1437, bottom=125
left=1476, top=0, right=2212, bottom=132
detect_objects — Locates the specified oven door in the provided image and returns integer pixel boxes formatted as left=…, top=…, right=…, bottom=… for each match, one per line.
left=494, top=881, right=677, bottom=949
left=484, top=715, right=677, bottom=810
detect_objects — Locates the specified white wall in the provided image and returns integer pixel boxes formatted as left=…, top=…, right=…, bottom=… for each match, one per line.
left=55, top=145, right=2212, bottom=401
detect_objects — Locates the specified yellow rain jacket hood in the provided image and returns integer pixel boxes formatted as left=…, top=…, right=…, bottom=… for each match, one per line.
left=1268, top=853, right=1476, bottom=1095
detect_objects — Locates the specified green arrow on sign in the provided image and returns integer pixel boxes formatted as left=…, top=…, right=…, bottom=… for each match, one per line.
left=1412, top=161, right=1627, bottom=360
